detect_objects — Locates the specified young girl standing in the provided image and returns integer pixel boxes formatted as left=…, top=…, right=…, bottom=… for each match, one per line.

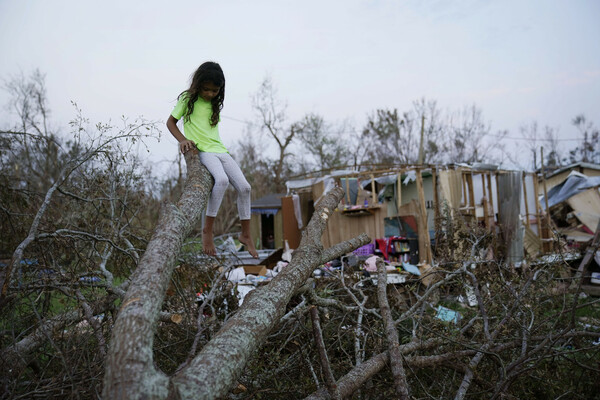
left=167, top=61, right=258, bottom=258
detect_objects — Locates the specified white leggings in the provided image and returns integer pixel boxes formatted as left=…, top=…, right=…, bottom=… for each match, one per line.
left=199, top=152, right=251, bottom=220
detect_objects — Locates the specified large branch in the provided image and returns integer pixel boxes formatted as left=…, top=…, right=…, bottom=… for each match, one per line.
left=170, top=186, right=368, bottom=399
left=305, top=339, right=442, bottom=400
left=309, top=306, right=340, bottom=399
left=1, top=293, right=118, bottom=380
left=376, top=260, right=409, bottom=399
left=102, top=149, right=213, bottom=399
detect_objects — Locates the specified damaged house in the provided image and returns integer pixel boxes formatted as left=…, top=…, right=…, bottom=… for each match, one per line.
left=251, top=163, right=555, bottom=267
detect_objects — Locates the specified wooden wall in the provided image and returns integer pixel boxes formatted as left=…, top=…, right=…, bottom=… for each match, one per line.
left=321, top=207, right=385, bottom=248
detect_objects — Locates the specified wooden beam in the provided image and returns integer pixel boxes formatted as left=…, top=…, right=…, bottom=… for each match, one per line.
left=522, top=172, right=530, bottom=228
left=345, top=177, right=351, bottom=205
left=466, top=171, right=475, bottom=215
left=540, top=147, right=552, bottom=252
left=495, top=172, right=501, bottom=223
left=415, top=169, right=432, bottom=264
left=396, top=171, right=402, bottom=215
left=486, top=172, right=494, bottom=221
left=461, top=170, right=468, bottom=208
left=533, top=172, right=543, bottom=244
left=480, top=173, right=486, bottom=200
left=432, top=167, right=440, bottom=224
left=370, top=173, right=376, bottom=206
left=481, top=173, right=489, bottom=228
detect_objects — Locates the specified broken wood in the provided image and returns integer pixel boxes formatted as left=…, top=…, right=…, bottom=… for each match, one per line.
left=376, top=260, right=410, bottom=399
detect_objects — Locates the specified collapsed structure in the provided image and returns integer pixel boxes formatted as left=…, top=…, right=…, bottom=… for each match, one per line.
left=247, top=162, right=600, bottom=293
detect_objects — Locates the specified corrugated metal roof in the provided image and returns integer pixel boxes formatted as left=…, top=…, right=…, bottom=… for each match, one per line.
left=251, top=193, right=286, bottom=208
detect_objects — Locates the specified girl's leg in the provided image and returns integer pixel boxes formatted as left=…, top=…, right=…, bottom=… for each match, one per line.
left=218, top=154, right=258, bottom=258
left=198, top=153, right=230, bottom=256
left=203, top=216, right=216, bottom=256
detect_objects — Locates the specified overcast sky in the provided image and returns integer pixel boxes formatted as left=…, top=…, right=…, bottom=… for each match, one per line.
left=1, top=0, right=599, bottom=171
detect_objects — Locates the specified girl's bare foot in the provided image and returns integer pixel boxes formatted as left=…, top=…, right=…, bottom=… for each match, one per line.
left=239, top=234, right=258, bottom=259
left=203, top=216, right=217, bottom=257
left=203, top=230, right=216, bottom=256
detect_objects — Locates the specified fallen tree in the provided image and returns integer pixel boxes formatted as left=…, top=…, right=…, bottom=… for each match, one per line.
left=2, top=126, right=599, bottom=399
left=103, top=148, right=369, bottom=399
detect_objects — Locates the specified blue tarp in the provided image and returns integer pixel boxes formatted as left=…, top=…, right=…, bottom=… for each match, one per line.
left=540, top=171, right=600, bottom=209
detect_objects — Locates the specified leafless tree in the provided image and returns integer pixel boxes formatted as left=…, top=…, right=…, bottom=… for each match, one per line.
left=445, top=104, right=502, bottom=164
left=570, top=114, right=600, bottom=164
left=250, top=76, right=297, bottom=192
left=295, top=113, right=351, bottom=172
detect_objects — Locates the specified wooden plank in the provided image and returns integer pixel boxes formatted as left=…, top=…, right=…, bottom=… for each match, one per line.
left=274, top=211, right=283, bottom=249
left=566, top=188, right=600, bottom=232
left=370, top=174, right=376, bottom=206
left=323, top=207, right=384, bottom=248
left=345, top=177, right=351, bottom=205
left=465, top=171, right=475, bottom=214
left=432, top=167, right=440, bottom=225
left=486, top=172, right=494, bottom=220
left=250, top=214, right=262, bottom=249
left=482, top=175, right=489, bottom=228
left=533, top=172, right=543, bottom=243
left=523, top=224, right=541, bottom=257
left=415, top=169, right=432, bottom=264
left=396, top=172, right=402, bottom=214
left=522, top=173, right=530, bottom=228
left=495, top=172, right=501, bottom=223
left=461, top=170, right=468, bottom=207
left=480, top=173, right=487, bottom=200
left=540, top=147, right=552, bottom=253
left=468, top=171, right=476, bottom=213
left=575, top=220, right=600, bottom=282
left=281, top=196, right=301, bottom=249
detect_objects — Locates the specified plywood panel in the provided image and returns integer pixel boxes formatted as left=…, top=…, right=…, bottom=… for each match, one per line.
left=274, top=211, right=283, bottom=249
left=282, top=196, right=301, bottom=249
left=416, top=171, right=432, bottom=264
left=438, top=169, right=462, bottom=211
left=250, top=214, right=261, bottom=249
left=523, top=224, right=541, bottom=257
left=322, top=208, right=384, bottom=248
left=567, top=188, right=600, bottom=231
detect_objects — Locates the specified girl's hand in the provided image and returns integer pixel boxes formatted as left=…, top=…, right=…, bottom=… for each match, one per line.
left=179, top=139, right=196, bottom=154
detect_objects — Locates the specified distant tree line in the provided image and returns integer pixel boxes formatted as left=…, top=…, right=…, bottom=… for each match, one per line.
left=237, top=75, right=598, bottom=195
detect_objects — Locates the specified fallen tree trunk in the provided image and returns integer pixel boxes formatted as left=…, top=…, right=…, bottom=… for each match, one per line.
left=169, top=188, right=368, bottom=399
left=103, top=149, right=213, bottom=399
left=103, top=149, right=369, bottom=399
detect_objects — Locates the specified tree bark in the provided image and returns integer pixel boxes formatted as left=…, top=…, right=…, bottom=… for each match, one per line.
left=169, top=186, right=366, bottom=399
left=376, top=260, right=409, bottom=399
left=103, top=149, right=213, bottom=399
left=310, top=305, right=340, bottom=399
left=103, top=149, right=369, bottom=399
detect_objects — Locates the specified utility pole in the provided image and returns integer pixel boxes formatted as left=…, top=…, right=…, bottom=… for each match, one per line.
left=418, top=114, right=425, bottom=165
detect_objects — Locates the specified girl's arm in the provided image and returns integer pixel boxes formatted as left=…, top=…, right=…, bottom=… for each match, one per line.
left=167, top=115, right=196, bottom=153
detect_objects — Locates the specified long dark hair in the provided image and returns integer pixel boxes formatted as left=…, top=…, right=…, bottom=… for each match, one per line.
left=179, top=61, right=225, bottom=127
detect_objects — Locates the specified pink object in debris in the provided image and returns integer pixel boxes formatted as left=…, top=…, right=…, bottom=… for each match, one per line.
left=364, top=255, right=379, bottom=272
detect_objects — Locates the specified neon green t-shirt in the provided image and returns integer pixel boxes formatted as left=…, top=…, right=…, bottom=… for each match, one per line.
left=171, top=94, right=228, bottom=153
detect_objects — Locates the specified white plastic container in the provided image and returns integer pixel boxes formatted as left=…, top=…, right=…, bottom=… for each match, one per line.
left=590, top=272, right=600, bottom=285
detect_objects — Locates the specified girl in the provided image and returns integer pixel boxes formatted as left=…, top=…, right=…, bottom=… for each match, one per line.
left=167, top=61, right=258, bottom=258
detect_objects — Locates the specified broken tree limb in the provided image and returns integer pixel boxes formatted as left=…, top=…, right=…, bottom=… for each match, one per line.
left=310, top=305, right=340, bottom=400
left=170, top=186, right=369, bottom=399
left=305, top=338, right=442, bottom=400
left=103, top=148, right=214, bottom=399
left=103, top=145, right=369, bottom=399
left=1, top=292, right=119, bottom=380
left=574, top=219, right=600, bottom=283
left=376, top=260, right=409, bottom=400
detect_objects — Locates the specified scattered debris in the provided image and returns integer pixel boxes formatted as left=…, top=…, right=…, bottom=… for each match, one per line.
left=435, top=305, right=461, bottom=324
